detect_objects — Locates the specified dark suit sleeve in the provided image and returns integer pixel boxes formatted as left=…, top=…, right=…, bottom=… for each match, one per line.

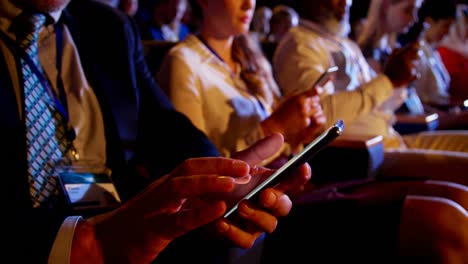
left=126, top=13, right=220, bottom=178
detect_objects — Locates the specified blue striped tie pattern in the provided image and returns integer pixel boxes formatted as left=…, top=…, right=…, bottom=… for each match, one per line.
left=15, top=13, right=69, bottom=207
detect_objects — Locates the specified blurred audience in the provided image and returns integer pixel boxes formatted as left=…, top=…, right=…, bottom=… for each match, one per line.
left=274, top=0, right=468, bottom=180
left=268, top=0, right=468, bottom=261
left=400, top=0, right=468, bottom=128
left=357, top=0, right=422, bottom=73
left=374, top=0, right=468, bottom=130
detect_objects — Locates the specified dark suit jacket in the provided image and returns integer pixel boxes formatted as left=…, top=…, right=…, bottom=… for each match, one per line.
left=0, top=1, right=218, bottom=262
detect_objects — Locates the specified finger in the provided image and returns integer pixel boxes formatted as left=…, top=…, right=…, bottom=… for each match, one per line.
left=148, top=200, right=227, bottom=240
left=306, top=102, right=323, bottom=118
left=237, top=200, right=278, bottom=233
left=172, top=157, right=250, bottom=178
left=258, top=188, right=293, bottom=217
left=231, top=133, right=284, bottom=165
left=311, top=112, right=326, bottom=126
left=130, top=175, right=236, bottom=214
left=273, top=163, right=312, bottom=192
left=158, top=175, right=237, bottom=201
left=214, top=218, right=262, bottom=249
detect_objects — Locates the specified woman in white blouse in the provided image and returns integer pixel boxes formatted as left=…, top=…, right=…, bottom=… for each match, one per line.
left=157, top=0, right=325, bottom=157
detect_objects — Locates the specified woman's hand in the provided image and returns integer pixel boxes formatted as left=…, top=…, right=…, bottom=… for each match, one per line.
left=262, top=88, right=326, bottom=149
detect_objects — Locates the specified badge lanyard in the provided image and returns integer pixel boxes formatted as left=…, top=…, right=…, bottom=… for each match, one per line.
left=0, top=23, right=79, bottom=160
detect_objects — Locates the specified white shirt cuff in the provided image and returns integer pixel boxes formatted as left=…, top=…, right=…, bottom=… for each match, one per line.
left=48, top=216, right=83, bottom=264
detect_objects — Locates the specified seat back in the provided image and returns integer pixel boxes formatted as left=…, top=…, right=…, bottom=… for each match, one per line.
left=142, top=40, right=178, bottom=76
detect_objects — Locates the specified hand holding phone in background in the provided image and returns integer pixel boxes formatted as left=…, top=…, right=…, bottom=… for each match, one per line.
left=262, top=82, right=327, bottom=151
left=285, top=66, right=339, bottom=99
left=384, top=42, right=423, bottom=89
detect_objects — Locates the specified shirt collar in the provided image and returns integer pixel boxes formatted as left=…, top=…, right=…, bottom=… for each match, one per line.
left=188, top=35, right=242, bottom=77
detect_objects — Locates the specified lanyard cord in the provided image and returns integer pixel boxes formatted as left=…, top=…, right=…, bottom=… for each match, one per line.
left=0, top=22, right=76, bottom=144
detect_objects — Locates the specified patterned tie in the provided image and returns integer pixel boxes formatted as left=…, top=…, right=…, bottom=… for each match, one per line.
left=14, top=12, right=69, bottom=207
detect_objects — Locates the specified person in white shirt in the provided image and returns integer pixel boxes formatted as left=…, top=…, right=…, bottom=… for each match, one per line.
left=157, top=0, right=326, bottom=158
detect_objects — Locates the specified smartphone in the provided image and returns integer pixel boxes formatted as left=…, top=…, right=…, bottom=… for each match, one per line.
left=223, top=119, right=345, bottom=218
left=313, top=66, right=339, bottom=87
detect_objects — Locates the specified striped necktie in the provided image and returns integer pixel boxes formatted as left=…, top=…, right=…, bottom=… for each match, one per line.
left=14, top=12, right=69, bottom=207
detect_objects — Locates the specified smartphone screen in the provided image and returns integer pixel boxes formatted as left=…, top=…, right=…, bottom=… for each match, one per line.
left=223, top=119, right=345, bottom=218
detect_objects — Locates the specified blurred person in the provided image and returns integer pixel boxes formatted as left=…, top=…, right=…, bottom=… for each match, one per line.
left=139, top=0, right=190, bottom=41
left=399, top=0, right=468, bottom=122
left=399, top=0, right=456, bottom=108
left=348, top=0, right=370, bottom=41
left=119, top=0, right=139, bottom=16
left=250, top=6, right=272, bottom=41
left=264, top=5, right=299, bottom=43
left=357, top=0, right=423, bottom=73
left=367, top=0, right=468, bottom=130
left=438, top=4, right=468, bottom=103
left=157, top=0, right=326, bottom=158
left=0, top=0, right=311, bottom=262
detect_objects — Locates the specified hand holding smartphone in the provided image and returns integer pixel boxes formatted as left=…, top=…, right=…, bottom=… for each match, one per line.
left=287, top=66, right=338, bottom=98
left=223, top=119, right=345, bottom=218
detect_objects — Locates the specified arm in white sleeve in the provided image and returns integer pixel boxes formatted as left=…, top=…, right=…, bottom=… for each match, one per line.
left=273, top=30, right=394, bottom=128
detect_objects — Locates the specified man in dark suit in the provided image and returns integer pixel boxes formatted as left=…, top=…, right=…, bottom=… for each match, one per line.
left=0, top=0, right=310, bottom=262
